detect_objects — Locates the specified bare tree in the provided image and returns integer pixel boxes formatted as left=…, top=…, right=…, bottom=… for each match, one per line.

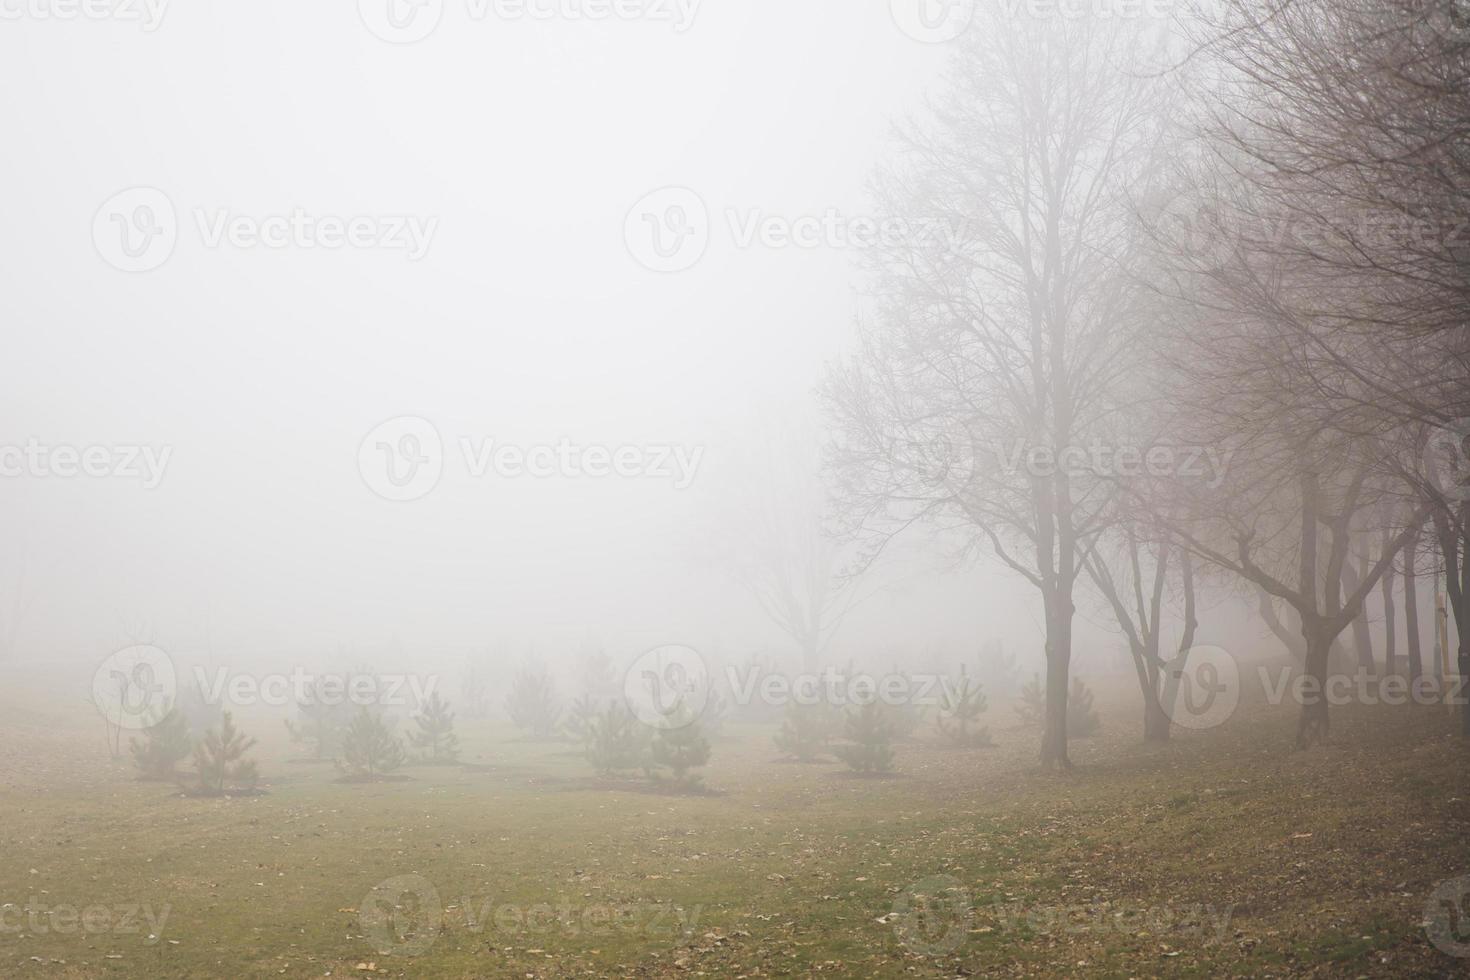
left=1138, top=420, right=1425, bottom=745
left=1185, top=0, right=1470, bottom=731
left=824, top=13, right=1169, bottom=767
left=1403, top=520, right=1427, bottom=684
left=715, top=420, right=866, bottom=673
left=1083, top=527, right=1198, bottom=742
left=99, top=614, right=161, bottom=760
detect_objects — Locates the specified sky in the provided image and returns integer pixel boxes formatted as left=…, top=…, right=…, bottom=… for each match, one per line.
left=0, top=1, right=1252, bottom=676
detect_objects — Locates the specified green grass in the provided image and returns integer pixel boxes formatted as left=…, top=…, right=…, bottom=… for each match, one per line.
left=2, top=698, right=1468, bottom=977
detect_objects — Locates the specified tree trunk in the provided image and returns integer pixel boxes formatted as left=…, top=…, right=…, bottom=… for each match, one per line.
left=1139, top=633, right=1169, bottom=743
left=1342, top=556, right=1375, bottom=675
left=1461, top=639, right=1469, bottom=738
left=1142, top=681, right=1171, bottom=742
left=1258, top=590, right=1305, bottom=658
left=1352, top=606, right=1375, bottom=675
left=1125, top=639, right=1169, bottom=742
left=1039, top=590, right=1073, bottom=767
left=1431, top=504, right=1470, bottom=736
left=1146, top=552, right=1196, bottom=743
left=1041, top=647, right=1071, bottom=766
left=1380, top=536, right=1397, bottom=675
left=1455, top=550, right=1469, bottom=739
left=1405, top=526, right=1423, bottom=685
left=1296, top=625, right=1332, bottom=748
left=1457, top=510, right=1469, bottom=738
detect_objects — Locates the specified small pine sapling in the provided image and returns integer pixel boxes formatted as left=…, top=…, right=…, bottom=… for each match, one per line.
left=650, top=701, right=711, bottom=787
left=937, top=665, right=992, bottom=746
left=585, top=703, right=650, bottom=776
left=285, top=678, right=350, bottom=760
left=175, top=679, right=223, bottom=742
left=564, top=693, right=601, bottom=746
left=193, top=711, right=260, bottom=796
left=505, top=663, right=562, bottom=738
left=772, top=700, right=835, bottom=761
left=1016, top=672, right=1045, bottom=726
left=129, top=705, right=193, bottom=780
left=579, top=649, right=617, bottom=697
left=883, top=666, right=926, bottom=740
left=337, top=707, right=407, bottom=778
left=834, top=700, right=895, bottom=774
left=409, top=691, right=460, bottom=763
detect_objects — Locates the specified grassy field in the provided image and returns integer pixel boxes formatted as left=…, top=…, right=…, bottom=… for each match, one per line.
left=2, top=679, right=1469, bottom=978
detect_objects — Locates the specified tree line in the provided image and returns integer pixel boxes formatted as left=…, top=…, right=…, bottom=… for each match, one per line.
left=822, top=0, right=1469, bottom=764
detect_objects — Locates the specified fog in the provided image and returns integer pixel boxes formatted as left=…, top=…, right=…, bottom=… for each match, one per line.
left=2, top=2, right=1466, bottom=977
left=0, top=3, right=1136, bottom=671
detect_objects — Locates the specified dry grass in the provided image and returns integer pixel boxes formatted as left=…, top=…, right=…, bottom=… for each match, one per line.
left=0, top=674, right=1467, bottom=978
